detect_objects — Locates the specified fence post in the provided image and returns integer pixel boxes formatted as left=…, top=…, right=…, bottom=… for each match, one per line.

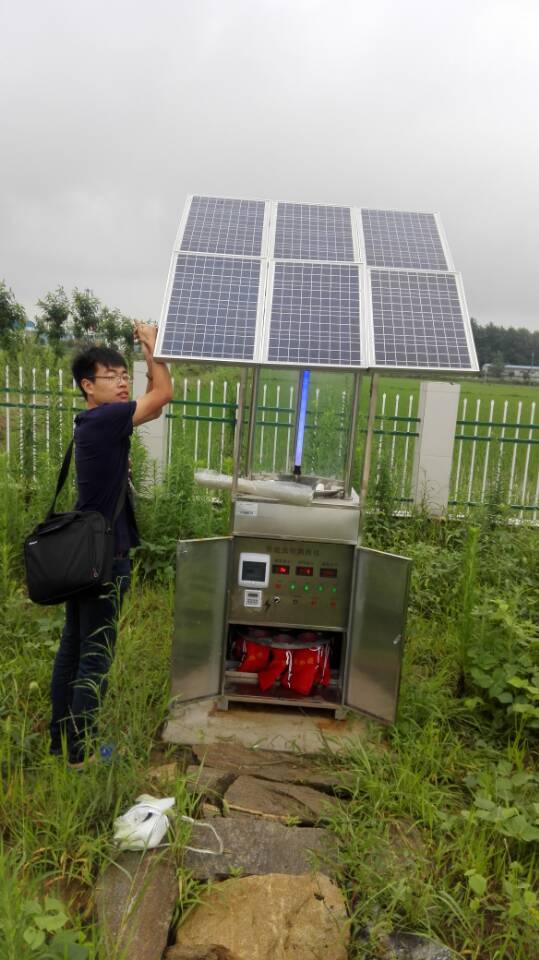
left=132, top=360, right=168, bottom=477
left=411, top=381, right=460, bottom=515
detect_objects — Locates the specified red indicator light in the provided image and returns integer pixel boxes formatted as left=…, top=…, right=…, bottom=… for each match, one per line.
left=296, top=565, right=314, bottom=577
left=320, top=568, right=338, bottom=578
left=272, top=564, right=290, bottom=575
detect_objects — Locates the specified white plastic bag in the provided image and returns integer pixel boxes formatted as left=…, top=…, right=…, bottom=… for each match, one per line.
left=113, top=794, right=175, bottom=850
left=113, top=794, right=224, bottom=855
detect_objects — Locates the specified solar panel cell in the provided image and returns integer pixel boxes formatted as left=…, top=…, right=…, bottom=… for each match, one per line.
left=180, top=195, right=265, bottom=257
left=370, top=270, right=472, bottom=369
left=267, top=263, right=361, bottom=366
left=362, top=209, right=448, bottom=270
left=160, top=255, right=260, bottom=361
left=274, top=203, right=355, bottom=261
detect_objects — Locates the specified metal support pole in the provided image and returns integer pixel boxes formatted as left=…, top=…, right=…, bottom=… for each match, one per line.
left=245, top=366, right=259, bottom=478
left=357, top=373, right=379, bottom=542
left=230, top=368, right=247, bottom=533
left=344, top=371, right=362, bottom=499
left=291, top=368, right=306, bottom=476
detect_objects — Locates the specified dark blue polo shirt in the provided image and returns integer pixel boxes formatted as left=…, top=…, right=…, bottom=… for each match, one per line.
left=74, top=401, right=140, bottom=554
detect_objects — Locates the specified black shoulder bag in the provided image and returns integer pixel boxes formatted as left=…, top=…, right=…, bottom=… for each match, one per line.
left=24, top=440, right=128, bottom=606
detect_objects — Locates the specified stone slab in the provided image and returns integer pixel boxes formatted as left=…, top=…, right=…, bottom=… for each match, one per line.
left=223, top=774, right=336, bottom=823
left=163, top=699, right=366, bottom=755
left=192, top=743, right=350, bottom=792
left=355, top=930, right=453, bottom=960
left=387, top=933, right=453, bottom=960
left=166, top=948, right=238, bottom=960
left=173, top=873, right=349, bottom=960
left=185, top=765, right=235, bottom=799
left=183, top=816, right=338, bottom=879
left=95, top=850, right=177, bottom=960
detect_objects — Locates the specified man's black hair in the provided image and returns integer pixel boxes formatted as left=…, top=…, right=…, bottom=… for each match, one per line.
left=72, top=345, right=128, bottom=399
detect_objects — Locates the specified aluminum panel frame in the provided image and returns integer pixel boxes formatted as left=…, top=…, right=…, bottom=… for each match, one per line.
left=171, top=537, right=231, bottom=703
left=345, top=546, right=411, bottom=723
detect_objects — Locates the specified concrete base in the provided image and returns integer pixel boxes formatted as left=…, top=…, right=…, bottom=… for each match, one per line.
left=163, top=698, right=366, bottom=754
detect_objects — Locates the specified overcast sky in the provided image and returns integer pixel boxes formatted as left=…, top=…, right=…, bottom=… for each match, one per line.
left=1, top=0, right=538, bottom=332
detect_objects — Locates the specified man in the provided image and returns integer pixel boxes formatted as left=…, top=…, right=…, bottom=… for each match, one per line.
left=49, top=322, right=173, bottom=767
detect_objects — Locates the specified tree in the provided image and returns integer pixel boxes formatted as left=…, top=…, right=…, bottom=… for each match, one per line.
left=0, top=281, right=27, bottom=348
left=472, top=318, right=539, bottom=367
left=35, top=287, right=70, bottom=356
left=97, top=306, right=123, bottom=347
left=118, top=316, right=135, bottom=356
left=489, top=351, right=505, bottom=379
left=71, top=288, right=101, bottom=341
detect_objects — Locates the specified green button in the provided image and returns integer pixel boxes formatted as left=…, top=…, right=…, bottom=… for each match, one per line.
left=331, top=587, right=337, bottom=594
left=318, top=585, right=324, bottom=592
left=290, top=583, right=296, bottom=591
left=303, top=585, right=309, bottom=592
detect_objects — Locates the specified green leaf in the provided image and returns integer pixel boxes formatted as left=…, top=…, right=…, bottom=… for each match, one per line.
left=44, top=896, right=65, bottom=912
left=463, top=697, right=483, bottom=710
left=470, top=668, right=492, bottom=689
left=23, top=926, right=45, bottom=948
left=468, top=873, right=487, bottom=896
left=22, top=899, right=42, bottom=915
left=511, top=772, right=533, bottom=787
left=34, top=909, right=69, bottom=931
left=474, top=795, right=496, bottom=811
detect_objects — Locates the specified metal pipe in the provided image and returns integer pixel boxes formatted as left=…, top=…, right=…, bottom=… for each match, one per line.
left=293, top=369, right=310, bottom=476
left=245, top=366, right=260, bottom=478
left=344, top=371, right=362, bottom=499
left=290, top=368, right=305, bottom=474
left=357, top=372, right=379, bottom=543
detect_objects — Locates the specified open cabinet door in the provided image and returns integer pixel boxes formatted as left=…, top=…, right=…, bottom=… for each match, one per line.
left=171, top=537, right=231, bottom=703
left=345, top=546, right=411, bottom=723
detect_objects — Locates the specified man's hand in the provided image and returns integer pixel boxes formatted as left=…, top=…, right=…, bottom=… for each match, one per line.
left=134, top=322, right=158, bottom=356
left=131, top=321, right=173, bottom=427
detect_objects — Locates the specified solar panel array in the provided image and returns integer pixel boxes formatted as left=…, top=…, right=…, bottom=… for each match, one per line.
left=274, top=203, right=355, bottom=262
left=268, top=263, right=361, bottom=365
left=156, top=194, right=477, bottom=372
left=160, top=255, right=260, bottom=361
left=362, top=209, right=448, bottom=270
left=180, top=195, right=265, bottom=257
left=371, top=271, right=470, bottom=369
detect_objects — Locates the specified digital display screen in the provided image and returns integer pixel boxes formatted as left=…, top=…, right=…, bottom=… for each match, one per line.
left=296, top=565, right=314, bottom=577
left=272, top=564, right=290, bottom=575
left=320, top=567, right=338, bottom=578
left=242, top=561, right=267, bottom=582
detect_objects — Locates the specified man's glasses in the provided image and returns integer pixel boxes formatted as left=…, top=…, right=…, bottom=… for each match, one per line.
left=89, top=374, right=131, bottom=386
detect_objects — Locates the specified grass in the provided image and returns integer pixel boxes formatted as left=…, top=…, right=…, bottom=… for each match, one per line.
left=1, top=508, right=538, bottom=958
left=0, top=354, right=537, bottom=957
left=0, top=568, right=202, bottom=959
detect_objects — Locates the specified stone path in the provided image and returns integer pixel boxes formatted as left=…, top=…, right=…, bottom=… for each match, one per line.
left=97, top=741, right=454, bottom=960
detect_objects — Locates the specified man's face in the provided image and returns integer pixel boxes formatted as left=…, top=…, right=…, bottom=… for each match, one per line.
left=82, top=363, right=130, bottom=407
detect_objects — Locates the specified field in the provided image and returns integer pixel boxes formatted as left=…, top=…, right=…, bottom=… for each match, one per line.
left=2, top=342, right=537, bottom=517
left=1, top=401, right=538, bottom=957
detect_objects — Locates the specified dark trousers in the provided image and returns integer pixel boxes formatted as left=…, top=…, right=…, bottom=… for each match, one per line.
left=50, top=558, right=131, bottom=763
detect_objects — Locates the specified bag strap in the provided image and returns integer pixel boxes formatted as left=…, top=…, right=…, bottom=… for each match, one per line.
left=110, top=469, right=129, bottom=529
left=46, top=440, right=74, bottom=519
left=46, top=439, right=129, bottom=529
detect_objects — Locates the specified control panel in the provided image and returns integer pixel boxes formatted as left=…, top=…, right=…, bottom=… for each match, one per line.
left=228, top=537, right=354, bottom=629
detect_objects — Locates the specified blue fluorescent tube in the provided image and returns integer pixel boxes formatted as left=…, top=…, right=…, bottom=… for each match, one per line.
left=294, top=370, right=310, bottom=473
